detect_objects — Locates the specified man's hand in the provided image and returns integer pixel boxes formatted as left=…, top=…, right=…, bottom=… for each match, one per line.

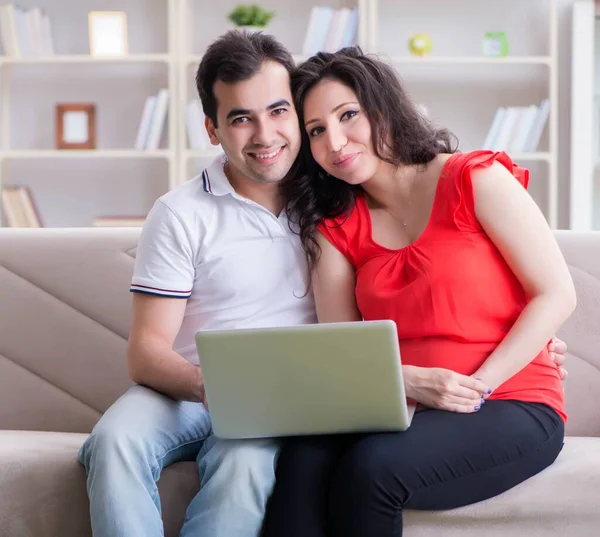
left=403, top=366, right=491, bottom=414
left=548, top=337, right=568, bottom=380
left=193, top=366, right=208, bottom=408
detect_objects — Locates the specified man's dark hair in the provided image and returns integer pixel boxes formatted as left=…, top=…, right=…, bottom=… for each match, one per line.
left=195, top=30, right=295, bottom=126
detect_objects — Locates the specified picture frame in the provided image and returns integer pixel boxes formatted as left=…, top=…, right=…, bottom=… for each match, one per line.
left=1, top=186, right=42, bottom=228
left=88, top=11, right=128, bottom=57
left=56, top=103, right=97, bottom=150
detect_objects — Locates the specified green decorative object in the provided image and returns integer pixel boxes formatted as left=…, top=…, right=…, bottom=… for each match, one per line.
left=228, top=4, right=275, bottom=28
left=408, top=34, right=433, bottom=56
left=482, top=32, right=509, bottom=57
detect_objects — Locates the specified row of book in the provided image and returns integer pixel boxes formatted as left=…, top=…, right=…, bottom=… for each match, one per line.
left=302, top=6, right=359, bottom=56
left=0, top=186, right=147, bottom=228
left=482, top=100, right=551, bottom=153
left=135, top=89, right=170, bottom=151
left=0, top=4, right=55, bottom=57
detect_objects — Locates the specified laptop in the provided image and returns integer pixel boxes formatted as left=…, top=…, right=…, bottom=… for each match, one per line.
left=194, top=320, right=415, bottom=439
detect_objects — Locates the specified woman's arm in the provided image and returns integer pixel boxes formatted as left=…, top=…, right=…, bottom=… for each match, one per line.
left=313, top=231, right=490, bottom=413
left=470, top=161, right=577, bottom=390
left=312, top=231, right=362, bottom=322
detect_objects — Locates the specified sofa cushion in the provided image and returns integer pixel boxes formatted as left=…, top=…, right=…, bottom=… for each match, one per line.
left=404, top=436, right=600, bottom=536
left=1, top=431, right=599, bottom=537
left=0, top=431, right=197, bottom=537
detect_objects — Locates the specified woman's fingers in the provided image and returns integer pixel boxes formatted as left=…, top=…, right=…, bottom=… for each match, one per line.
left=451, top=384, right=486, bottom=402
left=445, top=401, right=483, bottom=413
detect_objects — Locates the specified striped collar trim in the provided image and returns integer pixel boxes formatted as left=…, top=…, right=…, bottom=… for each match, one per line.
left=201, top=154, right=234, bottom=197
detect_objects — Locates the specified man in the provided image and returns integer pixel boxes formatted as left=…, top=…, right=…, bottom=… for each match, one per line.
left=77, top=30, right=568, bottom=537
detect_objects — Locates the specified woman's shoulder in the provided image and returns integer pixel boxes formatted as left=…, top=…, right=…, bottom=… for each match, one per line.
left=438, top=150, right=530, bottom=232
left=318, top=195, right=365, bottom=232
left=442, top=150, right=526, bottom=185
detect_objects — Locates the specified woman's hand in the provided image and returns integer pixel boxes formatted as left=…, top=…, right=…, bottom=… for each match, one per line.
left=403, top=365, right=492, bottom=413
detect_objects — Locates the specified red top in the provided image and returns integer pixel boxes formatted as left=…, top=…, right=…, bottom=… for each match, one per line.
left=318, top=150, right=566, bottom=422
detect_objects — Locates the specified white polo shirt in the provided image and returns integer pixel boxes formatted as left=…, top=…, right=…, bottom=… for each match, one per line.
left=130, top=154, right=317, bottom=363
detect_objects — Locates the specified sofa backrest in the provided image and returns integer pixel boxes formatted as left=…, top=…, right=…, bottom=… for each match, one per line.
left=0, top=228, right=599, bottom=436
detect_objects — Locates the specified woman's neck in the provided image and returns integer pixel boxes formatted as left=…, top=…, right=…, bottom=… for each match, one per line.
left=361, top=160, right=421, bottom=211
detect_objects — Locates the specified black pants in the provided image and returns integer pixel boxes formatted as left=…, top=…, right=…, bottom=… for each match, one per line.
left=262, top=400, right=564, bottom=537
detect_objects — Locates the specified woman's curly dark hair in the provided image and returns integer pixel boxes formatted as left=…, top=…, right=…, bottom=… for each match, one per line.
left=283, top=47, right=458, bottom=274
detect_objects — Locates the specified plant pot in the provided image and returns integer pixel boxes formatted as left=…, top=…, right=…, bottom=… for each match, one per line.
left=233, top=25, right=269, bottom=35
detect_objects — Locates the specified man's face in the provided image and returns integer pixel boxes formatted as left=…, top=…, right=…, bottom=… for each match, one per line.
left=206, top=61, right=301, bottom=185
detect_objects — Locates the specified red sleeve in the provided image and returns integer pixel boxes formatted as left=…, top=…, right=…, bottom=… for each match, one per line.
left=316, top=203, right=362, bottom=267
left=448, top=150, right=529, bottom=232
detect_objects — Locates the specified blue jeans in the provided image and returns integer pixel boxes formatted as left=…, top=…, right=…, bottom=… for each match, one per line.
left=78, top=385, right=279, bottom=537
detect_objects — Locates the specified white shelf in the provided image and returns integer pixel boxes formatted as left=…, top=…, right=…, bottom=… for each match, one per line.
left=387, top=55, right=552, bottom=65
left=510, top=152, right=552, bottom=162
left=269, top=55, right=553, bottom=67
left=1, top=150, right=173, bottom=159
left=0, top=54, right=171, bottom=65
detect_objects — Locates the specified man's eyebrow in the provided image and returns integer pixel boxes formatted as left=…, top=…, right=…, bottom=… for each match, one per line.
left=226, top=99, right=291, bottom=121
left=226, top=108, right=252, bottom=120
left=304, top=101, right=358, bottom=127
left=267, top=99, right=291, bottom=110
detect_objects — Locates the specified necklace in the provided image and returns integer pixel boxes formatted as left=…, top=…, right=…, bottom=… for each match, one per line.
left=382, top=174, right=416, bottom=228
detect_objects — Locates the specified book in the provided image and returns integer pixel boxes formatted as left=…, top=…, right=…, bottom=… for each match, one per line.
left=482, top=100, right=550, bottom=153
left=0, top=4, right=55, bottom=57
left=134, top=95, right=157, bottom=150
left=145, top=89, right=169, bottom=150
left=185, top=100, right=212, bottom=151
left=523, top=99, right=551, bottom=152
left=1, top=186, right=42, bottom=227
left=301, top=6, right=358, bottom=55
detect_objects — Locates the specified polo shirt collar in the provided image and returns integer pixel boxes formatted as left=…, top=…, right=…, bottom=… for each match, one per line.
left=202, top=154, right=235, bottom=197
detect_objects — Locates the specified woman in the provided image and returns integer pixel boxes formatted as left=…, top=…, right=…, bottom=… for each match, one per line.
left=261, top=47, right=575, bottom=537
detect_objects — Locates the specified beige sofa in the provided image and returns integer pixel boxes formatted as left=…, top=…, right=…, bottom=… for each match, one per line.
left=0, top=228, right=598, bottom=537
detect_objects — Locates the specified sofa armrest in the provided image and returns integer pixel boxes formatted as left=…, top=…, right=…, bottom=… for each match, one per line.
left=0, top=431, right=91, bottom=537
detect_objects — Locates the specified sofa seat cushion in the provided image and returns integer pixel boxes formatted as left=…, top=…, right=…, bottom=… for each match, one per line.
left=0, top=431, right=598, bottom=537
left=404, top=436, right=600, bottom=536
left=0, top=431, right=198, bottom=537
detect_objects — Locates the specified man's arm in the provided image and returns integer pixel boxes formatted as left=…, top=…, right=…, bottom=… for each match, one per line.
left=127, top=293, right=205, bottom=403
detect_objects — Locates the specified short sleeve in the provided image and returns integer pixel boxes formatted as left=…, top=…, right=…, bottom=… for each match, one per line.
left=449, top=151, right=529, bottom=232
left=130, top=200, right=195, bottom=298
left=317, top=203, right=363, bottom=267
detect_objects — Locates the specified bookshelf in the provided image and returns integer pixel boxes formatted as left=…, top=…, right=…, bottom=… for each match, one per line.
left=0, top=0, right=560, bottom=228
left=370, top=0, right=559, bottom=227
left=570, top=0, right=600, bottom=231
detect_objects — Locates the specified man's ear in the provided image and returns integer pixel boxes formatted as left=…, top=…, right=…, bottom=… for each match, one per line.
left=205, top=116, right=220, bottom=146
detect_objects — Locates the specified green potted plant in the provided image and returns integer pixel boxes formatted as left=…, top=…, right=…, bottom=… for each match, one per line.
left=228, top=4, right=275, bottom=32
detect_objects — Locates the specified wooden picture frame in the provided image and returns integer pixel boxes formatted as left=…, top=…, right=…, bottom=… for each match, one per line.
left=89, top=11, right=128, bottom=57
left=1, top=186, right=42, bottom=227
left=56, top=103, right=96, bottom=150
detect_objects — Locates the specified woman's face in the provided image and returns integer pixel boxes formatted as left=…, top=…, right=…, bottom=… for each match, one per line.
left=302, top=78, right=379, bottom=185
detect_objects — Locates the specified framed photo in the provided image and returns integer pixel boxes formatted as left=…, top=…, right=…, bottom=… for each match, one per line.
left=89, top=11, right=128, bottom=57
left=56, top=103, right=97, bottom=150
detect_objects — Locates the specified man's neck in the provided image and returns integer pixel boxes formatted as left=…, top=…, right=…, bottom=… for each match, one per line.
left=224, top=163, right=285, bottom=216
